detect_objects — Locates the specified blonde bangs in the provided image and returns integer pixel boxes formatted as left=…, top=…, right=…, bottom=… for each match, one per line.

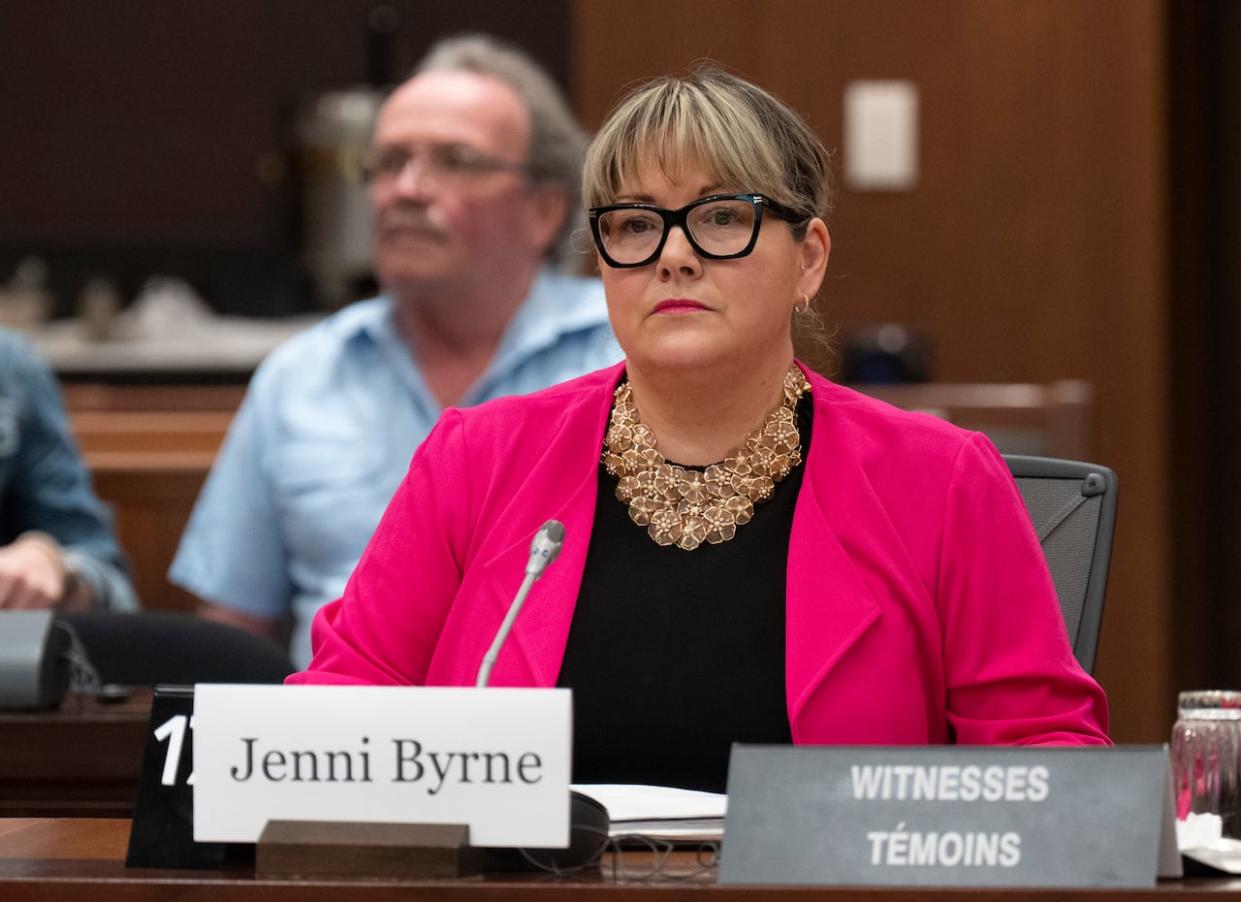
left=584, top=77, right=798, bottom=212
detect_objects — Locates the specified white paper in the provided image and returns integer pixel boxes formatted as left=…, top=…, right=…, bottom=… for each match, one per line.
left=573, top=784, right=726, bottom=822
left=574, top=784, right=726, bottom=839
left=1177, top=812, right=1224, bottom=850
left=1182, top=839, right=1241, bottom=874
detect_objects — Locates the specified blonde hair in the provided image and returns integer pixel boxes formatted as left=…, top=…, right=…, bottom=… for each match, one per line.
left=582, top=67, right=833, bottom=236
left=583, top=67, right=836, bottom=370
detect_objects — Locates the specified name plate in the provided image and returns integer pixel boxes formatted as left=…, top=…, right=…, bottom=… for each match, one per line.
left=192, top=684, right=571, bottom=848
left=720, top=745, right=1178, bottom=888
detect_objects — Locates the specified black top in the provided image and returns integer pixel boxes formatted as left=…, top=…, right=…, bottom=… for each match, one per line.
left=557, top=394, right=812, bottom=792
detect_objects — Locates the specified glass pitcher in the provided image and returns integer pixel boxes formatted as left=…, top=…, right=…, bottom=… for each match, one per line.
left=1171, top=690, right=1241, bottom=846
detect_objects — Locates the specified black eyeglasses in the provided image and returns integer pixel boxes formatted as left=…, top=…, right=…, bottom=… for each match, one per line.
left=588, top=193, right=805, bottom=268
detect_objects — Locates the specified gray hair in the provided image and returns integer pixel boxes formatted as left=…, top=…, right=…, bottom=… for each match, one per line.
left=417, top=34, right=586, bottom=266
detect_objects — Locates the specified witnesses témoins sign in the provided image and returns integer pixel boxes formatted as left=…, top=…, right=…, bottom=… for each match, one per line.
left=720, top=745, right=1180, bottom=888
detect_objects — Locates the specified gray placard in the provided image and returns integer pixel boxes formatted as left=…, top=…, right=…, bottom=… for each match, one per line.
left=719, top=745, right=1175, bottom=888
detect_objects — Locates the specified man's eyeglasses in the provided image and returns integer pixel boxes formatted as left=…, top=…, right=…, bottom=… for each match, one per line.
left=588, top=193, right=805, bottom=268
left=362, top=143, right=529, bottom=187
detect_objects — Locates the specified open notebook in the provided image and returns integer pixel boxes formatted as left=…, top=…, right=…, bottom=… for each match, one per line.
left=573, top=784, right=726, bottom=842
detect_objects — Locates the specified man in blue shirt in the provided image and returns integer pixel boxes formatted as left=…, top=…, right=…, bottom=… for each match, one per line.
left=170, top=36, right=620, bottom=665
left=0, top=329, right=138, bottom=612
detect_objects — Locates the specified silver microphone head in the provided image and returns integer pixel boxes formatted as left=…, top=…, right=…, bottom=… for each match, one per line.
left=526, top=519, right=566, bottom=577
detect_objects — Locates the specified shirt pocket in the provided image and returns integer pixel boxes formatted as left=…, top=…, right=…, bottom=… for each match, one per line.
left=270, top=437, right=386, bottom=498
left=270, top=438, right=395, bottom=566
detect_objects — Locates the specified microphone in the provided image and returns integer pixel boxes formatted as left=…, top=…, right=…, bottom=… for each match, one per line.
left=526, top=519, right=565, bottom=576
left=475, top=520, right=566, bottom=688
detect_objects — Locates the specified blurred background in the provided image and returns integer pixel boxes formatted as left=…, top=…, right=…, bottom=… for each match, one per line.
left=1, top=0, right=1238, bottom=745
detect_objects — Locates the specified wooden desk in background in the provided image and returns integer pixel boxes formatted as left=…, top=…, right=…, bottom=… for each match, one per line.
left=62, top=378, right=1093, bottom=616
left=0, top=819, right=1239, bottom=901
left=71, top=409, right=235, bottom=613
left=0, top=693, right=149, bottom=818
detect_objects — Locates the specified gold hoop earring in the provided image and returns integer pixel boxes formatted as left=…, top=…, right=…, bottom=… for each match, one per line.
left=794, top=294, right=811, bottom=314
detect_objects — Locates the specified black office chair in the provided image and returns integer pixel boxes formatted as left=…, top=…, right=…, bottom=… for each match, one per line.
left=1004, top=455, right=1117, bottom=674
left=56, top=611, right=295, bottom=686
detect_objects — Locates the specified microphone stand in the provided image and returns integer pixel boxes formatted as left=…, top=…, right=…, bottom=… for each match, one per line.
left=476, top=570, right=537, bottom=688
left=476, top=520, right=565, bottom=688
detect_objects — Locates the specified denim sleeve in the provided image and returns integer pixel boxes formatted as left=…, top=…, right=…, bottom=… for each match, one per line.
left=168, top=368, right=292, bottom=619
left=5, top=339, right=138, bottom=611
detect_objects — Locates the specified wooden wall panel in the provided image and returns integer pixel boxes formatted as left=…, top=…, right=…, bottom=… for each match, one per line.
left=72, top=407, right=234, bottom=614
left=0, top=0, right=572, bottom=316
left=573, top=0, right=1170, bottom=742
left=1168, top=2, right=1241, bottom=693
left=92, top=467, right=208, bottom=614
left=0, top=0, right=572, bottom=244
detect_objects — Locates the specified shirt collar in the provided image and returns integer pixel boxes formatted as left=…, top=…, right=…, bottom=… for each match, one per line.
left=346, top=297, right=440, bottom=420
left=344, top=267, right=611, bottom=408
left=484, top=268, right=609, bottom=386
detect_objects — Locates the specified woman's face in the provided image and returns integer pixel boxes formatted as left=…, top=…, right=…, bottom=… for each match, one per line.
left=599, top=157, right=830, bottom=378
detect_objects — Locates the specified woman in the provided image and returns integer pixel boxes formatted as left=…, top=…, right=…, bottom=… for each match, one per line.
left=290, top=68, right=1109, bottom=791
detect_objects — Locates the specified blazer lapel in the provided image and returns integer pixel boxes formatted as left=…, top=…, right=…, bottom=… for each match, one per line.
left=473, top=365, right=621, bottom=687
left=477, top=468, right=600, bottom=687
left=463, top=361, right=884, bottom=719
left=785, top=395, right=883, bottom=732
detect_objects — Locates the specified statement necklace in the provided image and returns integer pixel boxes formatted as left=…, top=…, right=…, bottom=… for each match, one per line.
left=601, top=365, right=811, bottom=551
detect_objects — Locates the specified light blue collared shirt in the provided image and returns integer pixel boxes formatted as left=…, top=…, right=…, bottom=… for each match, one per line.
left=170, top=270, right=621, bottom=666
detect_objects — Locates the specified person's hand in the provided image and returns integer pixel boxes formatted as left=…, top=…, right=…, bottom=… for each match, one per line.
left=0, top=532, right=71, bottom=609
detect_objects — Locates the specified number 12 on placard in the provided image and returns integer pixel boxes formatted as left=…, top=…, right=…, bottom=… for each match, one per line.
left=152, top=714, right=196, bottom=786
left=126, top=688, right=227, bottom=869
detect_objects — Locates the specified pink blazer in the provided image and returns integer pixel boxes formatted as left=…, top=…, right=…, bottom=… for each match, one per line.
left=291, top=362, right=1109, bottom=746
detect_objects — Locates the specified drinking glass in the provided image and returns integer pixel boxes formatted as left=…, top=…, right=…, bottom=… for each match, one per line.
left=1171, top=690, right=1241, bottom=846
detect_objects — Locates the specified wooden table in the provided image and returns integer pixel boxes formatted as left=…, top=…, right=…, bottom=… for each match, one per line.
left=1, top=819, right=1240, bottom=901
left=0, top=692, right=150, bottom=817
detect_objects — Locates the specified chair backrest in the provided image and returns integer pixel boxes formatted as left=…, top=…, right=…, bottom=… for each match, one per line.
left=57, top=611, right=295, bottom=686
left=1004, top=455, right=1117, bottom=674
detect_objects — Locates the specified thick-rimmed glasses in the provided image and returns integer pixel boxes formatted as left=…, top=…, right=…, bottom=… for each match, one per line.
left=588, top=193, right=804, bottom=268
left=362, top=142, right=529, bottom=187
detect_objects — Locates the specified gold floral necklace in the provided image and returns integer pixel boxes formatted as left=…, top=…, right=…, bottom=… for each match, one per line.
left=601, top=365, right=810, bottom=550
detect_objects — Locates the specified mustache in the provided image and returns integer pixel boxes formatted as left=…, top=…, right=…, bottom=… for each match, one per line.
left=377, top=205, right=448, bottom=239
